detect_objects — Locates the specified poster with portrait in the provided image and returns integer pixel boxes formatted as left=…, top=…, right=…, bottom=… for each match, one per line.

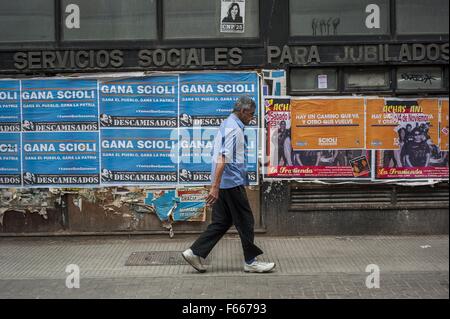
left=367, top=98, right=440, bottom=150
left=375, top=149, right=449, bottom=179
left=372, top=99, right=448, bottom=180
left=264, top=97, right=371, bottom=180
left=220, top=0, right=245, bottom=33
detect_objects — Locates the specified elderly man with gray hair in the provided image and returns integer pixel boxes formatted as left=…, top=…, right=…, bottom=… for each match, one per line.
left=182, top=95, right=276, bottom=273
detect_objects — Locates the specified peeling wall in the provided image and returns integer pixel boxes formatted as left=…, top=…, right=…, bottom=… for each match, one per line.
left=0, top=188, right=61, bottom=225
left=0, top=188, right=63, bottom=233
left=0, top=186, right=262, bottom=235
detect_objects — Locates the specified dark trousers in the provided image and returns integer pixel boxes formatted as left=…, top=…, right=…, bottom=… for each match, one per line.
left=191, top=186, right=263, bottom=262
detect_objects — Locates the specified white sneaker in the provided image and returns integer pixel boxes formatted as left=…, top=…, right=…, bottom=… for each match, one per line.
left=244, top=259, right=276, bottom=273
left=182, top=249, right=207, bottom=273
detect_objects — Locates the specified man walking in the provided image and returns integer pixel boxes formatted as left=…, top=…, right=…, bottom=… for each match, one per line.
left=182, top=96, right=275, bottom=273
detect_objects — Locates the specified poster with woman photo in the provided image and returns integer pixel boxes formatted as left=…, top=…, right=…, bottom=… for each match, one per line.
left=221, top=0, right=245, bottom=33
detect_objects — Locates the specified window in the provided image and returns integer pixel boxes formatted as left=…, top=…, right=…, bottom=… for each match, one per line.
left=0, top=0, right=54, bottom=42
left=289, top=0, right=389, bottom=36
left=344, top=69, right=390, bottom=90
left=290, top=68, right=338, bottom=92
left=164, top=0, right=259, bottom=40
left=62, top=0, right=157, bottom=41
left=396, top=67, right=444, bottom=90
left=396, top=0, right=449, bottom=35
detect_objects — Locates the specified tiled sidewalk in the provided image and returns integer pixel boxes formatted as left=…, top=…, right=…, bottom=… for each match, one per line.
left=0, top=235, right=448, bottom=299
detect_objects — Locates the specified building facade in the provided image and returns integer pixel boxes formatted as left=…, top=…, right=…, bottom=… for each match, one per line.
left=0, top=0, right=448, bottom=236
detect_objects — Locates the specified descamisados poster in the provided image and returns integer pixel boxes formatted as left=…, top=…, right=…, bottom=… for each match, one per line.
left=1, top=71, right=261, bottom=188
left=100, top=129, right=178, bottom=186
left=0, top=80, right=20, bottom=132
left=21, top=79, right=99, bottom=132
left=178, top=128, right=258, bottom=185
left=99, top=75, right=178, bottom=128
left=22, top=131, right=100, bottom=187
left=0, top=133, right=21, bottom=187
left=179, top=72, right=259, bottom=128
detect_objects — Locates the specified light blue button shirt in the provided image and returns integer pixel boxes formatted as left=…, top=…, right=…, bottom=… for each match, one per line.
left=211, top=113, right=249, bottom=189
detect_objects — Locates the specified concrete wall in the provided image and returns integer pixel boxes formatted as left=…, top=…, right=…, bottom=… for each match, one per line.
left=1, top=183, right=448, bottom=236
left=262, top=181, right=449, bottom=236
left=0, top=187, right=261, bottom=236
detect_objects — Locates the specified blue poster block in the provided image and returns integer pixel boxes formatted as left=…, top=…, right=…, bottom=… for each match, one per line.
left=179, top=72, right=259, bottom=128
left=101, top=128, right=178, bottom=185
left=0, top=133, right=21, bottom=187
left=21, top=79, right=99, bottom=132
left=178, top=128, right=258, bottom=185
left=22, top=131, right=100, bottom=187
left=99, top=75, right=178, bottom=128
left=0, top=80, right=20, bottom=132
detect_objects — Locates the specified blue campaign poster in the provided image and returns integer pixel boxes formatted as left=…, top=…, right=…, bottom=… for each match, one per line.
left=178, top=128, right=258, bottom=185
left=99, top=75, right=178, bottom=128
left=244, top=128, right=259, bottom=184
left=179, top=72, right=259, bottom=128
left=100, top=129, right=178, bottom=185
left=144, top=188, right=207, bottom=222
left=0, top=80, right=20, bottom=132
left=145, top=190, right=177, bottom=222
left=178, top=128, right=216, bottom=184
left=21, top=79, right=99, bottom=132
left=0, top=133, right=21, bottom=187
left=0, top=72, right=263, bottom=189
left=22, top=132, right=100, bottom=187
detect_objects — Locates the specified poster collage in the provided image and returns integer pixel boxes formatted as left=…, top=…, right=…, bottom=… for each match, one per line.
left=0, top=72, right=259, bottom=188
left=1, top=69, right=448, bottom=189
left=264, top=97, right=449, bottom=181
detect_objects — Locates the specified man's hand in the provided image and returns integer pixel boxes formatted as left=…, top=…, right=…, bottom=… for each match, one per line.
left=206, top=185, right=219, bottom=206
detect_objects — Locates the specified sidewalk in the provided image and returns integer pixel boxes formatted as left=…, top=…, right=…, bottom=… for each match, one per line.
left=0, top=235, right=448, bottom=299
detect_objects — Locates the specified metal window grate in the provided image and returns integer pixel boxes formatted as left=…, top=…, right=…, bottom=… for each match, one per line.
left=289, top=185, right=449, bottom=211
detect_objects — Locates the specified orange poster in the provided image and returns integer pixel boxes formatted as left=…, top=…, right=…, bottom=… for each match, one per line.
left=291, top=99, right=365, bottom=150
left=367, top=99, right=440, bottom=150
left=440, top=99, right=449, bottom=151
